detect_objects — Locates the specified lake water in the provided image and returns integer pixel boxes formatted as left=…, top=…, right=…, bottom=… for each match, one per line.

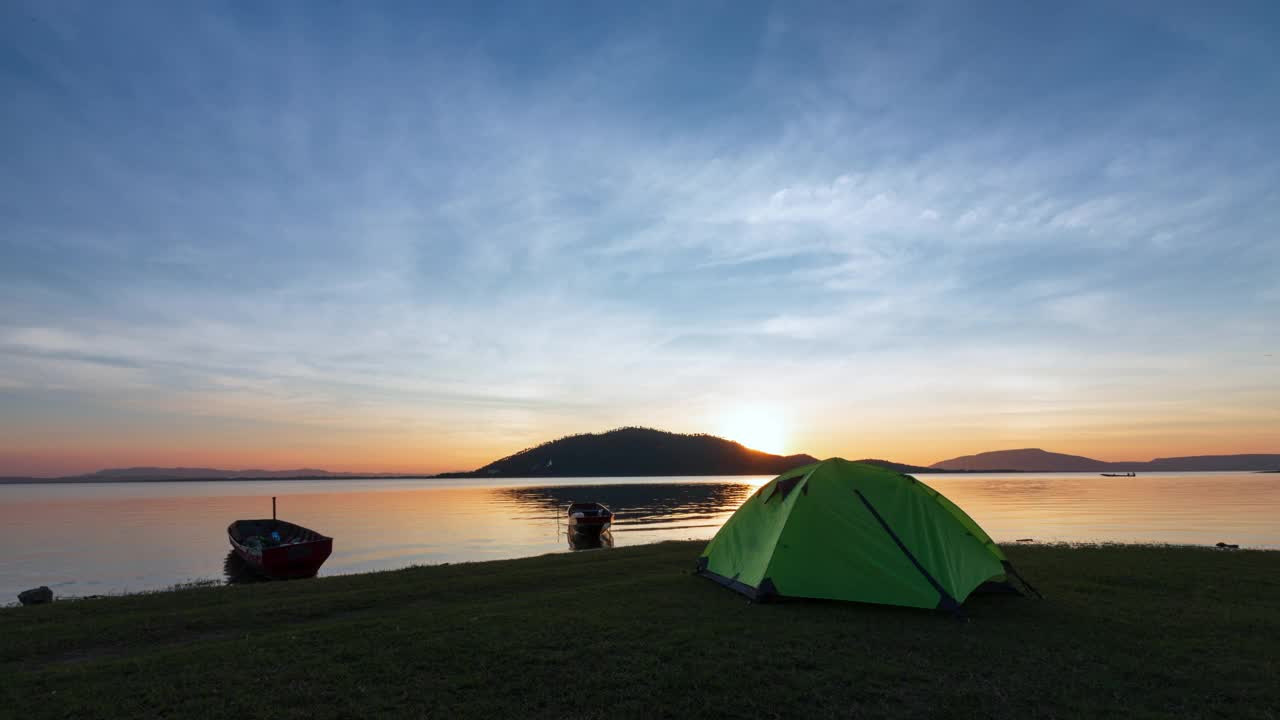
left=1, top=472, right=1277, bottom=601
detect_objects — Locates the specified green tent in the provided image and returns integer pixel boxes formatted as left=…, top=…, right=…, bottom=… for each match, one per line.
left=697, top=458, right=1033, bottom=611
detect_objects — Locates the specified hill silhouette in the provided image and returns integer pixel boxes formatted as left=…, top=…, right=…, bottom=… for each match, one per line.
left=82, top=467, right=349, bottom=480
left=931, top=449, right=1106, bottom=472
left=447, top=427, right=818, bottom=478
left=1137, top=454, right=1280, bottom=471
left=932, top=449, right=1280, bottom=472
left=850, top=458, right=939, bottom=474
left=0, top=468, right=428, bottom=483
left=6, top=438, right=1270, bottom=484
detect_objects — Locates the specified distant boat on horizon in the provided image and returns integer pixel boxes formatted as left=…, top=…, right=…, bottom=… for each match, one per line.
left=1101, top=472, right=1137, bottom=477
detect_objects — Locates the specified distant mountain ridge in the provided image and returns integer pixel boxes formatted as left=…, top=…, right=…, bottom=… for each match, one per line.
left=1137, top=455, right=1280, bottom=471
left=931, top=448, right=1280, bottom=472
left=0, top=467, right=427, bottom=483
left=850, top=458, right=939, bottom=474
left=3, top=436, right=1274, bottom=484
left=443, top=427, right=819, bottom=478
left=84, top=467, right=350, bottom=479
left=931, top=449, right=1107, bottom=472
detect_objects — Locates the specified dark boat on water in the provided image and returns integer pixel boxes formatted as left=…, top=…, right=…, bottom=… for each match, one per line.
left=1101, top=472, right=1136, bottom=477
left=566, top=502, right=614, bottom=534
left=228, top=497, right=333, bottom=579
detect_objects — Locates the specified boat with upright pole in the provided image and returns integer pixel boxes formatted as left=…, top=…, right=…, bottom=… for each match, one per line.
left=228, top=497, right=333, bottom=579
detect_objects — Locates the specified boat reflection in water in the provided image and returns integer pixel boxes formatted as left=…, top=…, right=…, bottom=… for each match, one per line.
left=222, top=549, right=271, bottom=585
left=500, top=481, right=756, bottom=548
left=567, top=529, right=614, bottom=551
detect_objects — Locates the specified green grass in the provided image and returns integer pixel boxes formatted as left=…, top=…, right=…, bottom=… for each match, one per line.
left=3, top=542, right=1278, bottom=719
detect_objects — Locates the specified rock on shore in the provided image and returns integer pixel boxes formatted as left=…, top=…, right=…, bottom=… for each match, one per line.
left=18, top=586, right=53, bottom=605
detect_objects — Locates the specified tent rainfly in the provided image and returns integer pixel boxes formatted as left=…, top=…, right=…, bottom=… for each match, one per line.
left=696, top=458, right=1038, bottom=612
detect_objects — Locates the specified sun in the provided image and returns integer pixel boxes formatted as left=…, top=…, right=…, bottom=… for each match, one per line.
left=716, top=407, right=789, bottom=455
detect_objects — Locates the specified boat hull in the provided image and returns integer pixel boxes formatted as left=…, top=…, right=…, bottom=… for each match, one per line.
left=568, top=529, right=614, bottom=550
left=568, top=518, right=612, bottom=533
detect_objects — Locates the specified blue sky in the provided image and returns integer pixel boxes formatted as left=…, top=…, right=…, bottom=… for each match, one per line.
left=2, top=1, right=1278, bottom=474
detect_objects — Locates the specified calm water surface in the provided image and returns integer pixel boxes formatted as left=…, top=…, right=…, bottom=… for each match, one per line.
left=1, top=472, right=1276, bottom=600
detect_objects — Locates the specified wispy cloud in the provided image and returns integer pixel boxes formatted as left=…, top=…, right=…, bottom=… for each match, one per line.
left=1, top=1, right=1277, bottom=473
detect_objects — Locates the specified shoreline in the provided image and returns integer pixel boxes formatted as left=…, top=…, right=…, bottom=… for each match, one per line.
left=13, top=538, right=1280, bottom=607
left=7, top=468, right=1280, bottom=485
left=4, top=541, right=1278, bottom=718
left=6, top=538, right=1278, bottom=605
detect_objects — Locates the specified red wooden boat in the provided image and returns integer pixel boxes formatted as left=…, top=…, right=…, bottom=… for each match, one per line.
left=228, top=497, right=332, bottom=580
left=567, top=502, right=614, bottom=534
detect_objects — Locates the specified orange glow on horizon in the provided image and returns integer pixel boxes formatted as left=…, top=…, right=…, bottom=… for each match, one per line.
left=5, top=428, right=1279, bottom=478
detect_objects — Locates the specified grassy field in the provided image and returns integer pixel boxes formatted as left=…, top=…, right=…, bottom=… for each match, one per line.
left=3, top=542, right=1278, bottom=719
